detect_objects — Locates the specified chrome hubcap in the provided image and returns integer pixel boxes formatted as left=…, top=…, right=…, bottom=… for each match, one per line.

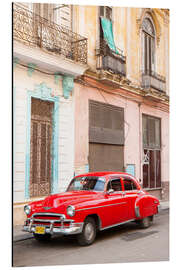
left=84, top=223, right=94, bottom=241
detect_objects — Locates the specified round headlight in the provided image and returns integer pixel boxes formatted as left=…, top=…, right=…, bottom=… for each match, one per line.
left=67, top=205, right=75, bottom=217
left=24, top=205, right=31, bottom=215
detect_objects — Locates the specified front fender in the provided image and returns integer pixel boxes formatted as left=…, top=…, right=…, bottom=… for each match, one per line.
left=135, top=194, right=160, bottom=219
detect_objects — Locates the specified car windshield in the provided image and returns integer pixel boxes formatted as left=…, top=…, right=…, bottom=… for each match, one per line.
left=67, top=176, right=105, bottom=192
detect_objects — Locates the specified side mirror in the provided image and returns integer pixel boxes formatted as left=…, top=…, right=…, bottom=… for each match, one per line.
left=107, top=189, right=114, bottom=195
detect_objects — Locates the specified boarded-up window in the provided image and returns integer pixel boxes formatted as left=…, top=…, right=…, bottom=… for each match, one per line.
left=89, top=100, right=124, bottom=145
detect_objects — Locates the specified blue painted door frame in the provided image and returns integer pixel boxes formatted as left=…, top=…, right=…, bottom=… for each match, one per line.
left=25, top=83, right=59, bottom=199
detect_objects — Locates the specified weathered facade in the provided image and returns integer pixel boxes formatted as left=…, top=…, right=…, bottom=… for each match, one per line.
left=13, top=3, right=169, bottom=225
left=73, top=6, right=169, bottom=200
left=13, top=2, right=88, bottom=224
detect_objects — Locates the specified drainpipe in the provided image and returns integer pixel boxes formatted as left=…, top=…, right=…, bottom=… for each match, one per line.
left=138, top=102, right=142, bottom=186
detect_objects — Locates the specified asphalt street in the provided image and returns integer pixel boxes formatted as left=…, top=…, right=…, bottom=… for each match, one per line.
left=13, top=209, right=169, bottom=267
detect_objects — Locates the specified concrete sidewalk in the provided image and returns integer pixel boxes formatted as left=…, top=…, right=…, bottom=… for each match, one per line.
left=13, top=200, right=169, bottom=243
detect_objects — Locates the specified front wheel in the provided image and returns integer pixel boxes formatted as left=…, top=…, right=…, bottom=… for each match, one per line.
left=33, top=233, right=51, bottom=242
left=77, top=217, right=96, bottom=246
left=139, top=216, right=154, bottom=229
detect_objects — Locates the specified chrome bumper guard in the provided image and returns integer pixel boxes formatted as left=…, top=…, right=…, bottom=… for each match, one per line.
left=23, top=212, right=83, bottom=235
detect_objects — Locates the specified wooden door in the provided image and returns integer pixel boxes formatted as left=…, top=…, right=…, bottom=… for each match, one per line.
left=30, top=98, right=54, bottom=197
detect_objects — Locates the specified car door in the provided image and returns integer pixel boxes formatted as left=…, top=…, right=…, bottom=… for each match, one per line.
left=122, top=176, right=139, bottom=220
left=104, top=177, right=128, bottom=226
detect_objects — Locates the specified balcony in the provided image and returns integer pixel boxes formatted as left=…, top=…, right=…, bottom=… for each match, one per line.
left=141, top=70, right=166, bottom=92
left=13, top=4, right=87, bottom=66
left=96, top=39, right=126, bottom=77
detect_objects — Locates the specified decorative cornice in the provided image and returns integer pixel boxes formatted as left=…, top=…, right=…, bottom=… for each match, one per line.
left=62, top=75, right=74, bottom=99
left=54, top=73, right=62, bottom=85
left=34, top=82, right=52, bottom=99
left=27, top=63, right=37, bottom=77
left=80, top=70, right=169, bottom=108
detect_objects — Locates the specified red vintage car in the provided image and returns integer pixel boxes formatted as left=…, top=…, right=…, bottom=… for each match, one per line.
left=23, top=172, right=160, bottom=245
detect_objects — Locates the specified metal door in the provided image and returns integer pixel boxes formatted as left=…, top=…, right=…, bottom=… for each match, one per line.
left=89, top=100, right=124, bottom=172
left=143, top=149, right=161, bottom=189
left=30, top=98, right=54, bottom=197
left=89, top=143, right=124, bottom=172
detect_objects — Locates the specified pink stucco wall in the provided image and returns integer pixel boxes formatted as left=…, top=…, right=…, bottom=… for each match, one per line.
left=74, top=83, right=169, bottom=185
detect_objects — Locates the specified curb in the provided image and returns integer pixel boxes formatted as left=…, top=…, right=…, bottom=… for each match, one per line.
left=13, top=233, right=33, bottom=243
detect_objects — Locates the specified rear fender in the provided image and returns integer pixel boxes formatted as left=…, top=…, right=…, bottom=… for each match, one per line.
left=135, top=195, right=160, bottom=219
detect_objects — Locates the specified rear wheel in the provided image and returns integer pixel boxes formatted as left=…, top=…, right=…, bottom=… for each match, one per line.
left=77, top=217, right=96, bottom=246
left=33, top=233, right=51, bottom=242
left=139, top=216, right=154, bottom=229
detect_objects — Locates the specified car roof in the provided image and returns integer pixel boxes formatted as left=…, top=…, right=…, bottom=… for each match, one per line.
left=75, top=171, right=135, bottom=181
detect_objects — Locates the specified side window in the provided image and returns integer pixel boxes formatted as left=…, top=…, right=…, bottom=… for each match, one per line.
left=107, top=179, right=122, bottom=192
left=123, top=178, right=138, bottom=191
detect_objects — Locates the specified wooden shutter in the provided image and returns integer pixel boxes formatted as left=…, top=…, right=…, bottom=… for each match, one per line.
left=58, top=5, right=72, bottom=29
left=89, top=100, right=124, bottom=145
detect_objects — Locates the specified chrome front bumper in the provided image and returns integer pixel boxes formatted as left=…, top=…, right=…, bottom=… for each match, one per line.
left=23, top=223, right=83, bottom=235
left=23, top=212, right=83, bottom=235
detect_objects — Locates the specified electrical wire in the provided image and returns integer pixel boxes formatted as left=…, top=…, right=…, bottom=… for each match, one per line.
left=15, top=62, right=169, bottom=113
left=76, top=76, right=169, bottom=113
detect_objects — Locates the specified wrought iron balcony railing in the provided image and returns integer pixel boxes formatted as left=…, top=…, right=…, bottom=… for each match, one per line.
left=141, top=70, right=166, bottom=92
left=96, top=39, right=126, bottom=76
left=13, top=4, right=87, bottom=65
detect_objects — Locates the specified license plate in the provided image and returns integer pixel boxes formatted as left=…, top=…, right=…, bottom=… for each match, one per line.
left=35, top=226, right=45, bottom=234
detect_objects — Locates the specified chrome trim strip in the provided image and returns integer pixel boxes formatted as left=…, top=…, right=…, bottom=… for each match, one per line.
left=76, top=202, right=127, bottom=212
left=100, top=219, right=135, bottom=231
left=32, top=218, right=74, bottom=223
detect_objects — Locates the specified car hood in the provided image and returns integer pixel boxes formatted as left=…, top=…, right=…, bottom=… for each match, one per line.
left=31, top=191, right=102, bottom=213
